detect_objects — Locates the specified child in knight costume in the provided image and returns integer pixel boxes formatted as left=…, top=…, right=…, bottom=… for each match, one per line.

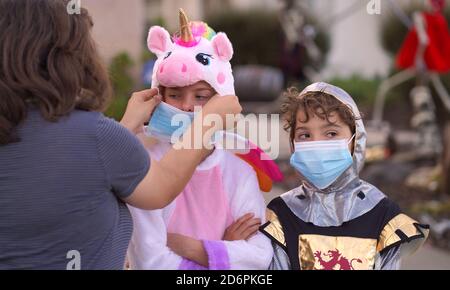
left=261, top=82, right=430, bottom=270
left=127, top=9, right=282, bottom=270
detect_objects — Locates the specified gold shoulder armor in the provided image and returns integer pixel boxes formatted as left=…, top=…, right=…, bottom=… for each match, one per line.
left=261, top=209, right=286, bottom=248
left=377, top=214, right=430, bottom=256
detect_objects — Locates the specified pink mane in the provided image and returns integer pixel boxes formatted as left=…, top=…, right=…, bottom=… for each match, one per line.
left=173, top=22, right=209, bottom=47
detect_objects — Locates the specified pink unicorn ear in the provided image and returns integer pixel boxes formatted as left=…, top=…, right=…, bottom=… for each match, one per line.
left=147, top=26, right=171, bottom=57
left=211, top=32, right=234, bottom=62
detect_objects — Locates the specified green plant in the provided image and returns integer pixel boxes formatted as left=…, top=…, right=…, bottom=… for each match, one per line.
left=105, top=52, right=135, bottom=121
left=326, top=75, right=382, bottom=107
left=141, top=16, right=166, bottom=63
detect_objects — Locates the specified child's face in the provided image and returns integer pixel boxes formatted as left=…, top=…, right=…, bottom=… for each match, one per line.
left=162, top=81, right=216, bottom=112
left=294, top=109, right=354, bottom=151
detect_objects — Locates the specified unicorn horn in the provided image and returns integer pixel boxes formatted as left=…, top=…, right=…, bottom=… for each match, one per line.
left=179, top=8, right=193, bottom=42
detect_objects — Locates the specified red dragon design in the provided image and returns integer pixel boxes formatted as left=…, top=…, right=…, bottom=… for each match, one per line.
left=313, top=249, right=363, bottom=270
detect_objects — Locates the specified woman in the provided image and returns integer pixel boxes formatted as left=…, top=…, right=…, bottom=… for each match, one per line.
left=0, top=0, right=240, bottom=270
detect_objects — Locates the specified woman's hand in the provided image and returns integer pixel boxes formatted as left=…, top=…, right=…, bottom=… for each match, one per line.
left=120, top=88, right=161, bottom=134
left=201, top=94, right=242, bottom=131
left=223, top=213, right=261, bottom=241
left=167, top=233, right=208, bottom=267
left=124, top=93, right=242, bottom=211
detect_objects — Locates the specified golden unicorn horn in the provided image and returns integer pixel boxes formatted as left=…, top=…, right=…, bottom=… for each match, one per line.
left=179, top=8, right=193, bottom=42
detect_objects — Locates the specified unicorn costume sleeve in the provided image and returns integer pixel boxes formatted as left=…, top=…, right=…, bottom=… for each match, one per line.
left=127, top=205, right=182, bottom=270
left=128, top=9, right=277, bottom=270
left=216, top=152, right=273, bottom=269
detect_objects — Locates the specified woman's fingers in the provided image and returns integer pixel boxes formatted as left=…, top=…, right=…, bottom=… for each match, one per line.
left=201, top=94, right=242, bottom=131
left=132, top=88, right=159, bottom=102
left=132, top=88, right=161, bottom=114
left=120, top=88, right=161, bottom=134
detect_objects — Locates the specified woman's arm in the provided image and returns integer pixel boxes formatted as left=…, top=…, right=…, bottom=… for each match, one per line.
left=120, top=89, right=241, bottom=210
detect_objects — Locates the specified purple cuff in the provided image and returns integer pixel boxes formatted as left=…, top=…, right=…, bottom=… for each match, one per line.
left=179, top=259, right=208, bottom=270
left=203, top=240, right=230, bottom=270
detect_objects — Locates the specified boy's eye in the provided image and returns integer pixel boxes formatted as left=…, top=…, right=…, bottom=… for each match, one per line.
left=168, top=94, right=179, bottom=99
left=298, top=133, right=310, bottom=140
left=326, top=131, right=338, bottom=138
left=195, top=53, right=212, bottom=66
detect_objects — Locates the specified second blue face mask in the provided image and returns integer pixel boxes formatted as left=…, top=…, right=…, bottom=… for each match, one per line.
left=290, top=135, right=355, bottom=190
left=145, top=101, right=196, bottom=143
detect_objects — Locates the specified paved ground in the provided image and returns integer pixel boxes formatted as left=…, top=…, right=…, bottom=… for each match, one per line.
left=401, top=243, right=450, bottom=270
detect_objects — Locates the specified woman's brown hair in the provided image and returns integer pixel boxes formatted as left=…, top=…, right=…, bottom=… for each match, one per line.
left=0, top=0, right=112, bottom=145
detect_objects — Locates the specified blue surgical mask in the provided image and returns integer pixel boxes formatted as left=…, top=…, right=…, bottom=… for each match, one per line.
left=290, top=135, right=355, bottom=190
left=145, top=102, right=195, bottom=143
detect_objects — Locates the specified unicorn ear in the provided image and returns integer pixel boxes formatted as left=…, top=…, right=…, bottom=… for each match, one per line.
left=211, top=32, right=234, bottom=62
left=147, top=26, right=171, bottom=57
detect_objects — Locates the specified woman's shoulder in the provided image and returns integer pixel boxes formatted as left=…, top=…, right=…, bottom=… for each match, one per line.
left=58, top=110, right=142, bottom=153
left=32, top=109, right=105, bottom=135
left=22, top=109, right=105, bottom=141
left=61, top=109, right=103, bottom=122
left=68, top=111, right=135, bottom=141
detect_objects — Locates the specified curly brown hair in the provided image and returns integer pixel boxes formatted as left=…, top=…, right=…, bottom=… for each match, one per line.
left=0, top=0, right=112, bottom=145
left=280, top=87, right=358, bottom=149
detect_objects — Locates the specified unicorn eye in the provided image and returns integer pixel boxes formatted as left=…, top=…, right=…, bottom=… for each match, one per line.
left=164, top=52, right=172, bottom=59
left=196, top=53, right=212, bottom=66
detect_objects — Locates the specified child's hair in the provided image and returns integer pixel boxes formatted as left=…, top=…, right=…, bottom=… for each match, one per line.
left=280, top=87, right=358, bottom=147
left=0, top=0, right=112, bottom=145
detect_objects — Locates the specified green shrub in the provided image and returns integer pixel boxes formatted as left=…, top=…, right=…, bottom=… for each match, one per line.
left=104, top=52, right=135, bottom=121
left=326, top=75, right=381, bottom=107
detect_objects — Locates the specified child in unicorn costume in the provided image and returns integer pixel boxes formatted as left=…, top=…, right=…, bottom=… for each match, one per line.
left=127, top=10, right=282, bottom=270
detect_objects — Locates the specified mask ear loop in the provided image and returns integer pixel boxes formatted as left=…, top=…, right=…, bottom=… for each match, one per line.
left=348, top=133, right=356, bottom=155
left=347, top=133, right=356, bottom=145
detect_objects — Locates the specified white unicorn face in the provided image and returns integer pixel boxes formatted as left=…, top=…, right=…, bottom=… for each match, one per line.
left=147, top=14, right=235, bottom=97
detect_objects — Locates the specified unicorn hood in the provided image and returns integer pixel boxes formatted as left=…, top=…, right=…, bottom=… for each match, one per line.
left=145, top=9, right=283, bottom=193
left=147, top=9, right=234, bottom=96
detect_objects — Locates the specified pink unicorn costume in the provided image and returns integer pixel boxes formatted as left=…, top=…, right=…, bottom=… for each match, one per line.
left=127, top=10, right=276, bottom=270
